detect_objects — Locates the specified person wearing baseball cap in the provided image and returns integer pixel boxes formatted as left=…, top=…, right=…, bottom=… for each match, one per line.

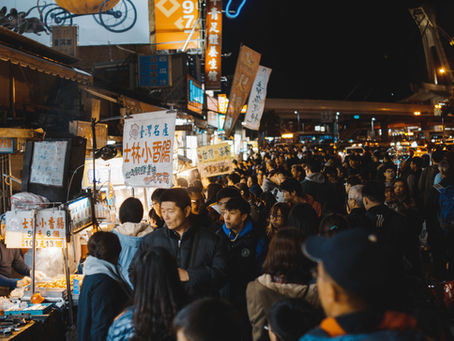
left=299, top=229, right=427, bottom=340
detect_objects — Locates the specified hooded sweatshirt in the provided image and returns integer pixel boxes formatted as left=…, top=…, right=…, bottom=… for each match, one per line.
left=112, top=222, right=154, bottom=288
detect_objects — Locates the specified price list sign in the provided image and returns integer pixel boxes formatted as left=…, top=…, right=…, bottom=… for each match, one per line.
left=5, top=209, right=66, bottom=249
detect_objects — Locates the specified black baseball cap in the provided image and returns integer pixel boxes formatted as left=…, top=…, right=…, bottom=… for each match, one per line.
left=302, top=229, right=387, bottom=299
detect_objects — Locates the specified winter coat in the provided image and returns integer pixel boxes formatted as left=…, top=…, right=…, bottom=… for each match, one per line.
left=112, top=222, right=153, bottom=288
left=217, top=220, right=267, bottom=311
left=247, top=274, right=320, bottom=341
left=300, top=310, right=427, bottom=340
left=129, top=223, right=228, bottom=300
left=77, top=256, right=130, bottom=341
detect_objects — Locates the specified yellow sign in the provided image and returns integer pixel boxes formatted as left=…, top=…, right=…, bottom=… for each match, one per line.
left=155, top=0, right=200, bottom=50
left=197, top=142, right=233, bottom=177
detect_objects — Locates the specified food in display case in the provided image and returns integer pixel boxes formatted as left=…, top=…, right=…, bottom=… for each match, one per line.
left=37, top=274, right=84, bottom=290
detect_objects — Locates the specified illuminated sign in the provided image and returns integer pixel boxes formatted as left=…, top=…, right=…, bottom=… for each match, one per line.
left=205, top=0, right=222, bottom=90
left=155, top=0, right=200, bottom=50
left=187, top=76, right=204, bottom=114
left=217, top=94, right=247, bottom=114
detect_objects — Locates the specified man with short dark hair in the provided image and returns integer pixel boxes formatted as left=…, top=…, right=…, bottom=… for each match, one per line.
left=280, top=178, right=321, bottom=217
left=301, top=229, right=427, bottom=340
left=217, top=196, right=267, bottom=341
left=362, top=181, right=419, bottom=273
left=262, top=168, right=287, bottom=202
left=130, top=188, right=228, bottom=300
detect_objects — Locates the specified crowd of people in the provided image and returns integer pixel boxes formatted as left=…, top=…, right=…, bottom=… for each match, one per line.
left=77, top=143, right=454, bottom=341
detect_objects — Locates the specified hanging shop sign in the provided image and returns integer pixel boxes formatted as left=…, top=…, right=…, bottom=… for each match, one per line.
left=187, top=76, right=204, bottom=114
left=223, top=45, right=261, bottom=136
left=244, top=65, right=272, bottom=131
left=154, top=0, right=200, bottom=50
left=5, top=209, right=67, bottom=249
left=123, top=111, right=176, bottom=187
left=197, top=142, right=233, bottom=177
left=205, top=0, right=222, bottom=90
left=138, top=55, right=172, bottom=87
left=0, top=138, right=16, bottom=154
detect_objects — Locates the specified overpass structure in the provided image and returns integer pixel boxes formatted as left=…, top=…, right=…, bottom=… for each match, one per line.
left=261, top=98, right=452, bottom=140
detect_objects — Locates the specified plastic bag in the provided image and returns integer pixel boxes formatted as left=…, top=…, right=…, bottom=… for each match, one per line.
left=11, top=192, right=49, bottom=210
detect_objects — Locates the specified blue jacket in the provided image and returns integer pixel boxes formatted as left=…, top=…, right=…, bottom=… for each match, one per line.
left=107, top=307, right=135, bottom=341
left=112, top=222, right=153, bottom=288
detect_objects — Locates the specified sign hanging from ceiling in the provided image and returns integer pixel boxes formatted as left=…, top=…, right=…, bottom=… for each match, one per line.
left=154, top=0, right=200, bottom=50
left=205, top=0, right=222, bottom=90
left=244, top=65, right=272, bottom=131
left=123, top=111, right=176, bottom=187
left=187, top=76, right=204, bottom=114
left=223, top=45, right=261, bottom=136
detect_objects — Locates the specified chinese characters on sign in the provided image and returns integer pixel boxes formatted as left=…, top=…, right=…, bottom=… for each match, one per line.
left=154, top=0, right=200, bottom=50
left=223, top=45, right=261, bottom=136
left=205, top=0, right=222, bottom=90
left=0, top=138, right=15, bottom=154
left=123, top=111, right=176, bottom=187
left=244, top=66, right=272, bottom=131
left=5, top=209, right=66, bottom=249
left=197, top=142, right=233, bottom=177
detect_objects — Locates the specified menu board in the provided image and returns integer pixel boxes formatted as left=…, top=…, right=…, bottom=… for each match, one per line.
left=30, top=141, right=68, bottom=187
left=5, top=209, right=66, bottom=249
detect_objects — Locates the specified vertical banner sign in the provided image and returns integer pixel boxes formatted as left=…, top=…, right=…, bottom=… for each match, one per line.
left=197, top=142, right=233, bottom=177
left=205, top=0, right=222, bottom=90
left=223, top=45, right=261, bottom=136
left=155, top=0, right=200, bottom=50
left=123, top=111, right=176, bottom=187
left=244, top=66, right=272, bottom=130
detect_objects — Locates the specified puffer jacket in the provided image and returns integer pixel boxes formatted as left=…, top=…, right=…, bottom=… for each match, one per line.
left=112, top=222, right=154, bottom=288
left=247, top=274, right=320, bottom=341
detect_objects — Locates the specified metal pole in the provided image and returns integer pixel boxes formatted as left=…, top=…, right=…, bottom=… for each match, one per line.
left=91, top=120, right=98, bottom=230
left=31, top=209, right=37, bottom=294
left=63, top=244, right=74, bottom=326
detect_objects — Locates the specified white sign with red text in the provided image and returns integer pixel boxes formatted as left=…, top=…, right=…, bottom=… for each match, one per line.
left=122, top=111, right=176, bottom=187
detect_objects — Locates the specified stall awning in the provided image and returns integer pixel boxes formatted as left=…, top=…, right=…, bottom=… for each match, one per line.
left=80, top=85, right=164, bottom=114
left=0, top=43, right=92, bottom=85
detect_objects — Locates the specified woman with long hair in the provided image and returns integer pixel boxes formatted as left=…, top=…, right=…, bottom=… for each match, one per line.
left=246, top=228, right=320, bottom=341
left=266, top=202, right=290, bottom=240
left=107, top=247, right=186, bottom=341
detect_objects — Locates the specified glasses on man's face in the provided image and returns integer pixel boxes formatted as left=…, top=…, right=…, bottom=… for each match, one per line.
left=271, top=215, right=284, bottom=219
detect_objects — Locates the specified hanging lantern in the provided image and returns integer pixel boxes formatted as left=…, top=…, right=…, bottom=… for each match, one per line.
left=55, top=0, right=120, bottom=14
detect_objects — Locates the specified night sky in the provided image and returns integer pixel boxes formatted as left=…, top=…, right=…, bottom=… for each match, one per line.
left=221, top=1, right=454, bottom=102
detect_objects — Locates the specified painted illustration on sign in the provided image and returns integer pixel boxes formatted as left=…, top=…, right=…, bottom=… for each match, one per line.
left=244, top=65, right=272, bottom=131
left=2, top=0, right=149, bottom=46
left=5, top=209, right=66, bottom=248
left=30, top=141, right=68, bottom=187
left=197, top=142, right=233, bottom=177
left=123, top=111, right=176, bottom=187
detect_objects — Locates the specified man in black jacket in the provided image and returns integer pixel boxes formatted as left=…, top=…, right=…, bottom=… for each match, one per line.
left=362, top=181, right=419, bottom=275
left=346, top=184, right=370, bottom=230
left=129, top=188, right=228, bottom=300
